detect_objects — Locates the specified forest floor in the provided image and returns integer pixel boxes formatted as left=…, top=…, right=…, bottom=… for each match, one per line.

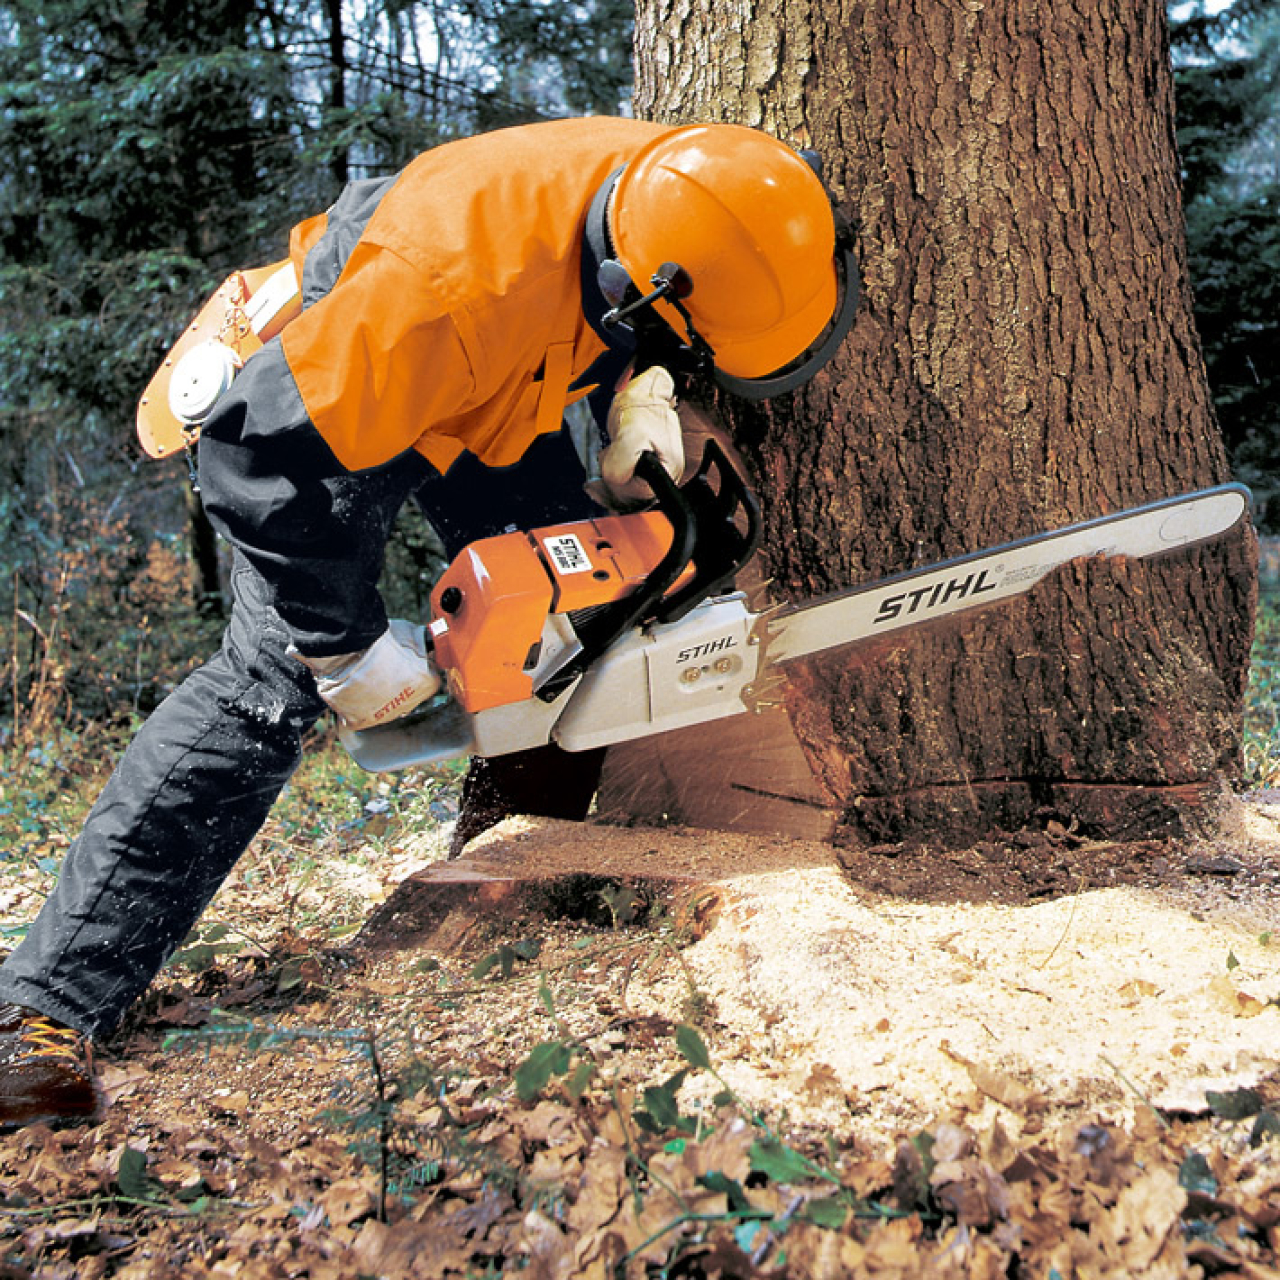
left=0, top=736, right=1276, bottom=1280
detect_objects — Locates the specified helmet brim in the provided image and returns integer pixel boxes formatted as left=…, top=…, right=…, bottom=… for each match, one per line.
left=684, top=256, right=839, bottom=380
left=712, top=240, right=861, bottom=401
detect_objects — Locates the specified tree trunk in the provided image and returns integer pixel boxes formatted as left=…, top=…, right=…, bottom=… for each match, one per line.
left=324, top=0, right=349, bottom=188
left=185, top=485, right=224, bottom=617
left=617, top=0, right=1258, bottom=846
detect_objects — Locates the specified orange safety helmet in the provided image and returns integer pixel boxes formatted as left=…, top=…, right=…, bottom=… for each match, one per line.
left=603, top=124, right=857, bottom=395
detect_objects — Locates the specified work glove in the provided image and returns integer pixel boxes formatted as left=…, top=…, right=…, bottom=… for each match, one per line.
left=595, top=366, right=685, bottom=508
left=294, top=619, right=440, bottom=730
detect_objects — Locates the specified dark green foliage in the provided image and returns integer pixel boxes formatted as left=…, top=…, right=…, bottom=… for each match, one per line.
left=1173, top=1, right=1280, bottom=528
left=0, top=0, right=312, bottom=730
left=461, top=0, right=634, bottom=120
left=1187, top=188, right=1280, bottom=518
left=0, top=0, right=633, bottom=734
left=1, top=16, right=302, bottom=262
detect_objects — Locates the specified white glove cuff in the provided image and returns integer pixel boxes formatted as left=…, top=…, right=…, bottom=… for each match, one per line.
left=295, top=620, right=440, bottom=730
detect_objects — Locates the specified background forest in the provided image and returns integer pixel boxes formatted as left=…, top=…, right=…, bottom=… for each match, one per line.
left=1, top=11, right=1278, bottom=1275
left=0, top=0, right=1276, bottom=744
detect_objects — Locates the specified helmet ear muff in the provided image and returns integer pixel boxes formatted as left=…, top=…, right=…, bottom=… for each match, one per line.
left=596, top=258, right=635, bottom=309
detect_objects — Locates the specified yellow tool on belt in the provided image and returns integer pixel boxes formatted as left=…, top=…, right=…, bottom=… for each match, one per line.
left=135, top=261, right=301, bottom=460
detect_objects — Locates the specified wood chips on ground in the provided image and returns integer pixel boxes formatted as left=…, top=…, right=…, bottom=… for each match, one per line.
left=0, top=794, right=1277, bottom=1277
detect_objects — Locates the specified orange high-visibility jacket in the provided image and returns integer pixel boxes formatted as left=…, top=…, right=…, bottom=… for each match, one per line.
left=280, top=117, right=675, bottom=476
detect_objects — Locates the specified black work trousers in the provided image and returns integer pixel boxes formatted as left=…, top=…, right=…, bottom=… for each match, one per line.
left=0, top=429, right=598, bottom=1040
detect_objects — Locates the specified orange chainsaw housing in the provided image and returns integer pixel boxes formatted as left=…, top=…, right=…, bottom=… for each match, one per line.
left=136, top=261, right=302, bottom=459
left=429, top=510, right=692, bottom=713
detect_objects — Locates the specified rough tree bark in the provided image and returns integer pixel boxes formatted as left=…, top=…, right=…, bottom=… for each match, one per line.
left=605, top=0, right=1258, bottom=846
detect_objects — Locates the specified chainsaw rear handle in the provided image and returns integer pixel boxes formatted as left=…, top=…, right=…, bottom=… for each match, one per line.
left=534, top=440, right=761, bottom=702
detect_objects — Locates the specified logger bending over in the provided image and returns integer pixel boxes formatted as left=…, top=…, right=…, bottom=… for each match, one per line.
left=0, top=118, right=858, bottom=1128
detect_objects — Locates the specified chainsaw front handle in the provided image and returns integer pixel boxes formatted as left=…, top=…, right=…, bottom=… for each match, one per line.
left=632, top=448, right=701, bottom=607
left=534, top=440, right=760, bottom=702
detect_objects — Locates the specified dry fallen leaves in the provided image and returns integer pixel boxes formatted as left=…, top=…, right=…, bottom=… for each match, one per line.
left=0, top=850, right=1276, bottom=1279
left=0, top=1048, right=1276, bottom=1280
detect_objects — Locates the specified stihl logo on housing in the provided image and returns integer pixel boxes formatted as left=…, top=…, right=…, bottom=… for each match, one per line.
left=677, top=636, right=738, bottom=664
left=543, top=533, right=593, bottom=575
left=874, top=568, right=998, bottom=625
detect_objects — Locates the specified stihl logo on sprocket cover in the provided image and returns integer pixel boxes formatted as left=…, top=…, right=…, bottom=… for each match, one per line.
left=677, top=636, right=738, bottom=664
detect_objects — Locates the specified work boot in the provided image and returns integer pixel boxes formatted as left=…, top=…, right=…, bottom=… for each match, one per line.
left=0, top=1003, right=99, bottom=1129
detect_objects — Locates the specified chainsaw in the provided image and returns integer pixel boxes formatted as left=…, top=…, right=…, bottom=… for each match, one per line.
left=340, top=440, right=1251, bottom=773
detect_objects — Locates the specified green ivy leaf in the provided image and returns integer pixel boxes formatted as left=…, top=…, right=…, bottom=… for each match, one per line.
left=1250, top=1109, right=1280, bottom=1147
left=638, top=1073, right=688, bottom=1132
left=567, top=1059, right=595, bottom=1101
left=675, top=1024, right=711, bottom=1071
left=749, top=1136, right=815, bottom=1185
left=1206, top=1087, right=1263, bottom=1120
left=632, top=1110, right=663, bottom=1135
left=699, top=1169, right=752, bottom=1213
left=1178, top=1151, right=1217, bottom=1198
left=115, top=1146, right=154, bottom=1200
left=514, top=1040, right=571, bottom=1102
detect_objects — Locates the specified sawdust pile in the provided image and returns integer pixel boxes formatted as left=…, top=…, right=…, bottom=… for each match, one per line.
left=455, top=797, right=1280, bottom=1141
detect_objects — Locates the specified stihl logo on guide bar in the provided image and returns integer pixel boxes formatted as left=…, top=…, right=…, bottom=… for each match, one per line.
left=874, top=568, right=998, bottom=625
left=677, top=636, right=737, bottom=664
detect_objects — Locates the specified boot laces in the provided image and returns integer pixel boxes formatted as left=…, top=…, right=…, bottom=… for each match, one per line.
left=21, top=1015, right=86, bottom=1065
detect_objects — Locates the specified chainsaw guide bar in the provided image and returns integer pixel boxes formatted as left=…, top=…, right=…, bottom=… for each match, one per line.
left=765, top=482, right=1252, bottom=666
